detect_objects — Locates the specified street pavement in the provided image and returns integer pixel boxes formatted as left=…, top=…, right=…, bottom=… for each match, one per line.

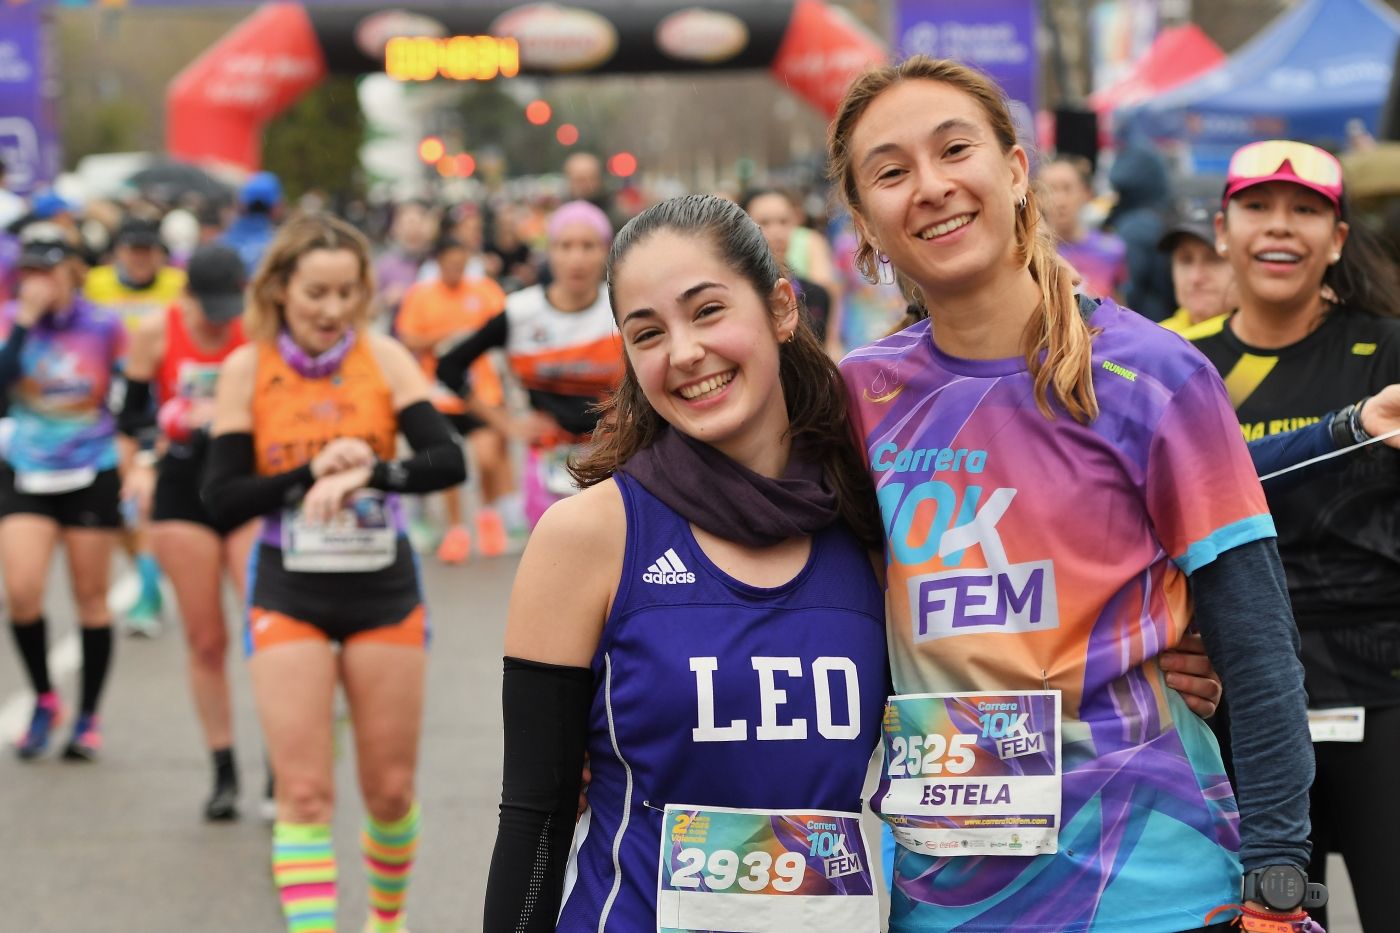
left=0, top=551, right=1364, bottom=932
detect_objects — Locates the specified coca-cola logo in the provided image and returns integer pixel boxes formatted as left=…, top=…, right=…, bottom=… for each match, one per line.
left=490, top=3, right=618, bottom=73
left=355, top=10, right=448, bottom=59
left=656, top=8, right=749, bottom=64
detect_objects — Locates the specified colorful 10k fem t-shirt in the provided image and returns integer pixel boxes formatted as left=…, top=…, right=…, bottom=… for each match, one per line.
left=840, top=300, right=1272, bottom=932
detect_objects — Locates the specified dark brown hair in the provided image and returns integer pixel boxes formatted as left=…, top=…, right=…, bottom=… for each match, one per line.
left=827, top=55, right=1099, bottom=423
left=571, top=195, right=883, bottom=549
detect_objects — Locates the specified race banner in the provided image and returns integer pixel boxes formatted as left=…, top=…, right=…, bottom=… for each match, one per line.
left=894, top=0, right=1039, bottom=137
left=0, top=2, right=60, bottom=195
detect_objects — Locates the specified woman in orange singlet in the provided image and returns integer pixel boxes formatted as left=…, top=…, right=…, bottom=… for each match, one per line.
left=202, top=215, right=464, bottom=933
left=118, top=243, right=254, bottom=822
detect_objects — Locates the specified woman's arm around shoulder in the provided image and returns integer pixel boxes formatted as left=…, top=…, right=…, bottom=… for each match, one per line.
left=367, top=330, right=432, bottom=412
left=506, top=479, right=626, bottom=667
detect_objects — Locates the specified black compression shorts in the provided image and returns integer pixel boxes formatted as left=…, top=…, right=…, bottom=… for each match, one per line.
left=0, top=465, right=122, bottom=529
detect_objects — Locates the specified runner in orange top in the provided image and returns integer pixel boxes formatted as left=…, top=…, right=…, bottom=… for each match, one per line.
left=396, top=236, right=511, bottom=563
left=436, top=201, right=624, bottom=528
left=201, top=214, right=464, bottom=933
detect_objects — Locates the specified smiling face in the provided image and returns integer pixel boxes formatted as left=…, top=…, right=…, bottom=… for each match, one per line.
left=1217, top=181, right=1347, bottom=315
left=847, top=79, right=1029, bottom=303
left=612, top=229, right=797, bottom=467
left=280, top=247, right=366, bottom=355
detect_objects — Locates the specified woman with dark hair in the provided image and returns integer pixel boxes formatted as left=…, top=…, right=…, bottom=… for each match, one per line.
left=1189, top=139, right=1400, bottom=931
left=830, top=58, right=1318, bottom=932
left=482, top=194, right=1230, bottom=932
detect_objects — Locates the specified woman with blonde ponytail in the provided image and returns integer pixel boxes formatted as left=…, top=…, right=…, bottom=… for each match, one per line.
left=831, top=58, right=1320, bottom=933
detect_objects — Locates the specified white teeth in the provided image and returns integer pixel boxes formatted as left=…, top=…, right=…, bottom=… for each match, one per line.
left=1257, top=251, right=1301, bottom=262
left=918, top=215, right=973, bottom=239
left=679, top=371, right=735, bottom=400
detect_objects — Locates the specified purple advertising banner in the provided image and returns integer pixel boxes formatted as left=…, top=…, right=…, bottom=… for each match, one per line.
left=895, top=0, right=1039, bottom=131
left=0, top=3, right=59, bottom=195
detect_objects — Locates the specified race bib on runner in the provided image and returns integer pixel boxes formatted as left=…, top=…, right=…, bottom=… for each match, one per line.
left=15, top=466, right=97, bottom=495
left=175, top=360, right=221, bottom=401
left=281, top=490, right=396, bottom=573
left=1308, top=706, right=1365, bottom=743
left=538, top=444, right=581, bottom=497
left=876, top=691, right=1061, bottom=856
left=657, top=805, right=878, bottom=933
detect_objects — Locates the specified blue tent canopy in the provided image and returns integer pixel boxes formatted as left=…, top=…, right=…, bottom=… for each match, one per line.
left=1124, top=0, right=1400, bottom=170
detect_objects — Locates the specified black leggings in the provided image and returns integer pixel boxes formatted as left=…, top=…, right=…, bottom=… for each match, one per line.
left=1308, top=702, right=1400, bottom=932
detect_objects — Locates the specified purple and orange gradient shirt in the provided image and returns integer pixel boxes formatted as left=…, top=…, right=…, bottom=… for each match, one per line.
left=840, top=300, right=1273, bottom=932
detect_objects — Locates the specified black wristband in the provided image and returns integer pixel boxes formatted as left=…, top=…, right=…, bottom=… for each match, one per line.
left=1329, top=404, right=1358, bottom=448
left=1349, top=396, right=1373, bottom=443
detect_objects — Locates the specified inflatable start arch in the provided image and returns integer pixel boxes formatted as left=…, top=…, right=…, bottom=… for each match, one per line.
left=166, top=0, right=889, bottom=171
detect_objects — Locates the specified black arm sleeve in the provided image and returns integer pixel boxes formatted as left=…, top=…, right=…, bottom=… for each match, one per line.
left=484, top=657, right=593, bottom=933
left=200, top=432, right=314, bottom=529
left=1190, top=537, right=1313, bottom=872
left=366, top=400, right=467, bottom=494
left=436, top=312, right=508, bottom=396
left=117, top=378, right=158, bottom=446
left=0, top=323, right=30, bottom=391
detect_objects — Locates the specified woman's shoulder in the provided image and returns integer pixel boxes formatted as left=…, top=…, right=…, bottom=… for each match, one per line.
left=533, top=478, right=626, bottom=549
left=1091, top=299, right=1213, bottom=385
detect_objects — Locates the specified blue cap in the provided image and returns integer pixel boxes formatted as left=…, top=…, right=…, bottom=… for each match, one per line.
left=239, top=171, right=282, bottom=209
left=31, top=191, right=73, bottom=220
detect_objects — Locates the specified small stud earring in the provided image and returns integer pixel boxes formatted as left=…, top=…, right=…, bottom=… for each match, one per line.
left=1331, top=252, right=1342, bottom=263
left=1018, top=194, right=1028, bottom=210
left=1217, top=243, right=1228, bottom=254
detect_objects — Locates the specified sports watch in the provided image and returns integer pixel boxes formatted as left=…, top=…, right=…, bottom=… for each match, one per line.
left=1241, top=864, right=1328, bottom=913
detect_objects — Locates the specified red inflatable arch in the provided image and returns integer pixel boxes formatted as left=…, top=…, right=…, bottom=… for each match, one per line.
left=166, top=1, right=889, bottom=171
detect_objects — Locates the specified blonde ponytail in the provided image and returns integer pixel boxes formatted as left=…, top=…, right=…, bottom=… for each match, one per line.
left=1019, top=189, right=1098, bottom=423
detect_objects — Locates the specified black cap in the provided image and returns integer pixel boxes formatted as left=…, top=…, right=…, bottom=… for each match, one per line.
left=18, top=222, right=77, bottom=270
left=1157, top=200, right=1217, bottom=253
left=115, top=216, right=165, bottom=249
left=186, top=244, right=246, bottom=323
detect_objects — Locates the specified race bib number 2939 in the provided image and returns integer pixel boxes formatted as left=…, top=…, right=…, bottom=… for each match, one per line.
left=657, top=805, right=878, bottom=933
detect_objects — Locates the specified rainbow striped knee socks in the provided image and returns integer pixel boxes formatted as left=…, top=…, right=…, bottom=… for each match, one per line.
left=272, top=822, right=337, bottom=933
left=362, top=801, right=421, bottom=933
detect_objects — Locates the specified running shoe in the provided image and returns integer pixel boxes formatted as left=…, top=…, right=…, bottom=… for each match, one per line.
left=204, top=776, right=239, bottom=822
left=15, top=692, right=61, bottom=760
left=122, top=591, right=163, bottom=638
left=476, top=508, right=508, bottom=558
left=62, top=713, right=101, bottom=761
left=436, top=524, right=471, bottom=565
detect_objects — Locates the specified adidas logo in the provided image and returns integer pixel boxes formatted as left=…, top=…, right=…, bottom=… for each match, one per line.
left=643, top=548, right=696, bottom=585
